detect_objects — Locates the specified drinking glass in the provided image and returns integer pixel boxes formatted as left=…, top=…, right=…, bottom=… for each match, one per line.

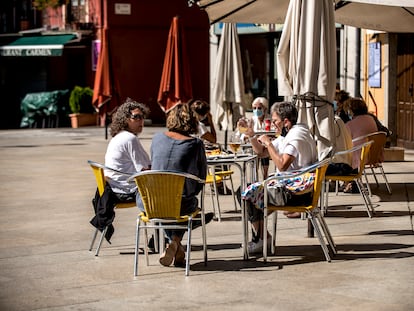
left=229, top=133, right=242, bottom=158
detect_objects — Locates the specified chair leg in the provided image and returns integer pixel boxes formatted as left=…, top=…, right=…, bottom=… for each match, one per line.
left=210, top=182, right=222, bottom=222
left=363, top=169, right=373, bottom=197
left=370, top=165, right=380, bottom=187
left=380, top=165, right=392, bottom=194
left=309, top=214, right=331, bottom=262
left=95, top=226, right=107, bottom=256
left=134, top=220, right=140, bottom=277
left=316, top=212, right=337, bottom=255
left=229, top=175, right=238, bottom=211
left=89, top=228, right=98, bottom=251
left=323, top=180, right=330, bottom=216
left=144, top=227, right=149, bottom=266
left=185, top=220, right=192, bottom=276
left=356, top=178, right=374, bottom=218
left=263, top=208, right=269, bottom=262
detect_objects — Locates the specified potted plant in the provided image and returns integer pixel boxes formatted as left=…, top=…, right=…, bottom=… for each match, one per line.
left=68, top=86, right=97, bottom=128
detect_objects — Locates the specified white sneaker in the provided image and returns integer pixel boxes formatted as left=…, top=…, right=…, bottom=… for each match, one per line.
left=247, top=238, right=272, bottom=254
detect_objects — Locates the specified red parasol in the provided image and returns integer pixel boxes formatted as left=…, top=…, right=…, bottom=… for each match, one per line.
left=157, top=16, right=193, bottom=113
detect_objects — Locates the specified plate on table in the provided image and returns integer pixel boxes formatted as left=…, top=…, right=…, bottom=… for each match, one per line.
left=254, top=130, right=277, bottom=136
left=207, top=154, right=250, bottom=160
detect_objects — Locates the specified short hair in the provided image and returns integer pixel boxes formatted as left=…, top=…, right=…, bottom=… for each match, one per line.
left=190, top=99, right=210, bottom=117
left=252, top=97, right=269, bottom=110
left=166, top=102, right=198, bottom=135
left=344, top=97, right=368, bottom=116
left=270, top=101, right=298, bottom=125
left=110, top=97, right=150, bottom=137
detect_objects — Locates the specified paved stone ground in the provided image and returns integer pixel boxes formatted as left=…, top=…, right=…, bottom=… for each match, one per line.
left=0, top=126, right=413, bottom=311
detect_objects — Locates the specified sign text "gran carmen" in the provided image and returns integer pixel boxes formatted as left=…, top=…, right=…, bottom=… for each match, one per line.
left=0, top=48, right=58, bottom=57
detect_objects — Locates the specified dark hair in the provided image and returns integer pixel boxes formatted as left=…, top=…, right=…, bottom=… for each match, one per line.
left=166, top=102, right=198, bottom=135
left=270, top=101, right=298, bottom=125
left=344, top=97, right=368, bottom=116
left=190, top=99, right=210, bottom=117
left=335, top=90, right=350, bottom=104
left=110, top=97, right=150, bottom=137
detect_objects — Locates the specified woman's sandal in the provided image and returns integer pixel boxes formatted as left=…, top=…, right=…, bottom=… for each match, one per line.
left=159, top=241, right=178, bottom=267
left=283, top=211, right=301, bottom=218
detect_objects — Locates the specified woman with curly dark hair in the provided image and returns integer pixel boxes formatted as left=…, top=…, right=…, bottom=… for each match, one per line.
left=104, top=98, right=151, bottom=203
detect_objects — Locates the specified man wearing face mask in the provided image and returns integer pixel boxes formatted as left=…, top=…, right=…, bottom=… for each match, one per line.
left=243, top=102, right=317, bottom=252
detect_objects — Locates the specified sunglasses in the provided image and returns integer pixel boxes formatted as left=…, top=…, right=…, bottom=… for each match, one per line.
left=130, top=113, right=144, bottom=120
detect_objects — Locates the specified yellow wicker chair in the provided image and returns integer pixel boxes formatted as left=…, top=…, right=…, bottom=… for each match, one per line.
left=129, top=170, right=207, bottom=277
left=87, top=160, right=136, bottom=256
left=262, top=158, right=336, bottom=262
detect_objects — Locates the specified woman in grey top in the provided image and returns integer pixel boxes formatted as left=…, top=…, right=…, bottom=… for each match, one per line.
left=151, top=102, right=207, bottom=267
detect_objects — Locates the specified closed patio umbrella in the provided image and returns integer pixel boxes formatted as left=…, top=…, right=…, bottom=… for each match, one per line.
left=277, top=0, right=336, bottom=161
left=212, top=23, right=245, bottom=148
left=92, top=28, right=121, bottom=138
left=157, top=16, right=193, bottom=113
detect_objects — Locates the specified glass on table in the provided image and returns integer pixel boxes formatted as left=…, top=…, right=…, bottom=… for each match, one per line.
left=229, top=132, right=242, bottom=158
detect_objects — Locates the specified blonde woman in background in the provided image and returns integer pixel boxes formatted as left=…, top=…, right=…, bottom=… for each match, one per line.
left=237, top=97, right=271, bottom=179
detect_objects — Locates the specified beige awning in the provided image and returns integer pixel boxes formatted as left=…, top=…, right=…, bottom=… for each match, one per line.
left=198, top=0, right=414, bottom=32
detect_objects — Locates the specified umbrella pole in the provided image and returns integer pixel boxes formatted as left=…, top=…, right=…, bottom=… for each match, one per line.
left=224, top=129, right=228, bottom=151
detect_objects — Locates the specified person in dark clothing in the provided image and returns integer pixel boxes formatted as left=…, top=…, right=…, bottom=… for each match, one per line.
left=151, top=101, right=210, bottom=267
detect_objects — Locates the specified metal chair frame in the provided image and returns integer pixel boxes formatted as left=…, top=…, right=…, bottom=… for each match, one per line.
left=262, top=159, right=336, bottom=262
left=87, top=160, right=136, bottom=256
left=129, top=170, right=207, bottom=277
left=353, top=131, right=392, bottom=196
left=324, top=141, right=375, bottom=218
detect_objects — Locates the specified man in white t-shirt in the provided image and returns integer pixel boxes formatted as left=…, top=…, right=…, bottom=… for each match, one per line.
left=244, top=101, right=317, bottom=254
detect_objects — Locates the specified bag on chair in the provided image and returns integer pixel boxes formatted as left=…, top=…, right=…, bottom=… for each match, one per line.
left=267, top=181, right=291, bottom=206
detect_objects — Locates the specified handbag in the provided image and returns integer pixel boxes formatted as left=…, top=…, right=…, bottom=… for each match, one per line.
left=267, top=181, right=291, bottom=206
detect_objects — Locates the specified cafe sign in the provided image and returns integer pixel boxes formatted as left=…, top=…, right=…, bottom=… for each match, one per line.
left=0, top=34, right=77, bottom=57
left=0, top=45, right=64, bottom=57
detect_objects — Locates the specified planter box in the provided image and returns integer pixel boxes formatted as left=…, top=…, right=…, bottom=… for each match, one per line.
left=69, top=113, right=98, bottom=128
left=384, top=147, right=405, bottom=162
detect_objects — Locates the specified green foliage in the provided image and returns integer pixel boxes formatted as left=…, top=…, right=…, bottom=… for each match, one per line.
left=33, top=0, right=69, bottom=11
left=69, top=86, right=94, bottom=114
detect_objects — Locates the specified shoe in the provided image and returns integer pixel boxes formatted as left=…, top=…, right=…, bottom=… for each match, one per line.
left=217, top=183, right=232, bottom=195
left=247, top=238, right=271, bottom=254
left=283, top=211, right=301, bottom=218
left=343, top=181, right=359, bottom=193
left=192, top=212, right=214, bottom=230
left=174, top=244, right=186, bottom=267
left=148, top=235, right=169, bottom=253
left=159, top=241, right=178, bottom=267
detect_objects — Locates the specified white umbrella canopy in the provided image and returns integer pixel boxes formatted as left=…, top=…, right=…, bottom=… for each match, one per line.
left=277, top=0, right=336, bottom=160
left=212, top=23, right=246, bottom=135
left=198, top=0, right=414, bottom=33
left=334, top=0, right=414, bottom=33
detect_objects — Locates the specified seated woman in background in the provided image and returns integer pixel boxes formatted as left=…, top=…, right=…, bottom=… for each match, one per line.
left=345, top=97, right=382, bottom=169
left=151, top=101, right=211, bottom=267
left=190, top=99, right=217, bottom=144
